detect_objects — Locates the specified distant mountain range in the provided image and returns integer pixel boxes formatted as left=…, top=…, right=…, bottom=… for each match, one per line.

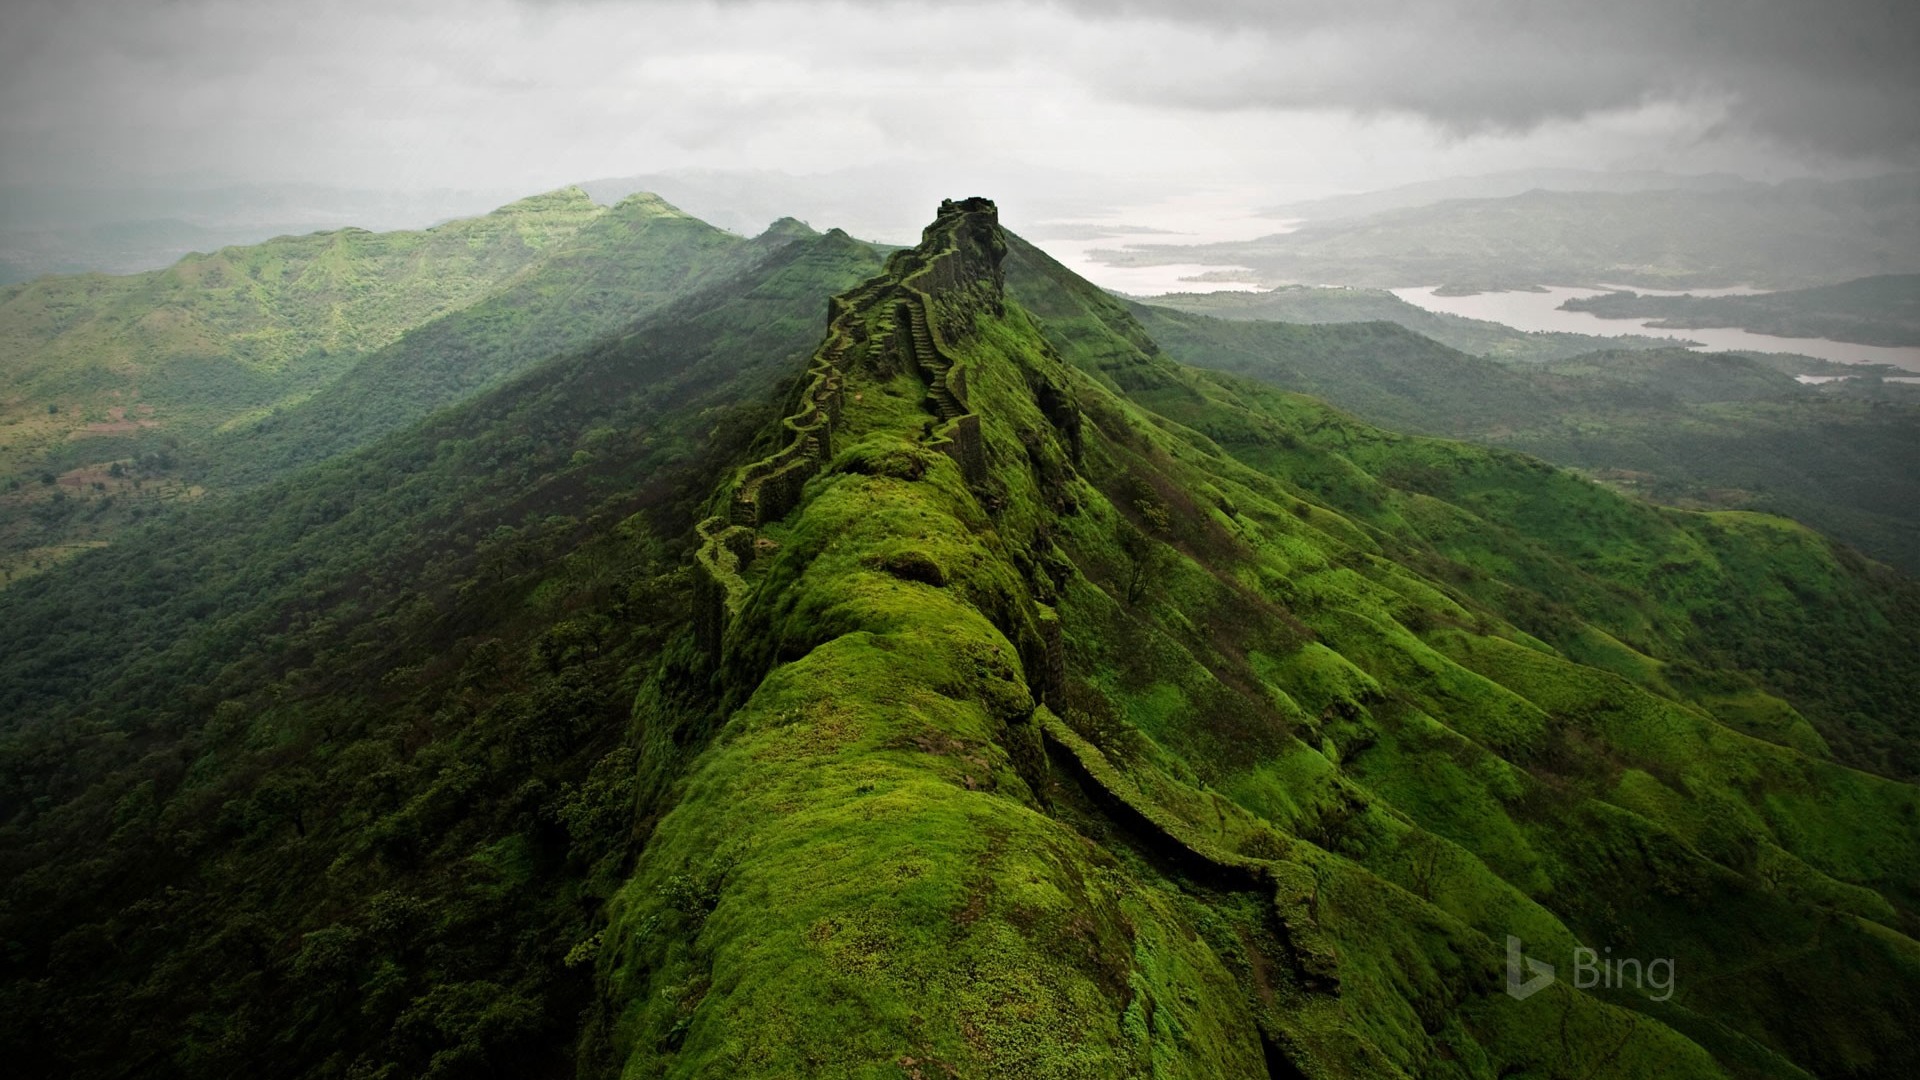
left=1097, top=172, right=1920, bottom=290
left=1261, top=168, right=1754, bottom=222
left=0, top=182, right=532, bottom=284
left=1562, top=274, right=1920, bottom=347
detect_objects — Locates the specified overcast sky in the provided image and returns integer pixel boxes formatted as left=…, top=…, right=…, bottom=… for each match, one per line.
left=3, top=0, right=1916, bottom=226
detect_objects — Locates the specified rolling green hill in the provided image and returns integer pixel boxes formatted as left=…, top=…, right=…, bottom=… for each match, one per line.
left=0, top=186, right=603, bottom=437
left=0, top=190, right=775, bottom=587
left=2, top=198, right=1917, bottom=1078
left=625, top=200, right=1920, bottom=1076
left=0, top=223, right=889, bottom=1078
left=198, top=193, right=779, bottom=488
left=0, top=188, right=604, bottom=581
left=1097, top=275, right=1920, bottom=573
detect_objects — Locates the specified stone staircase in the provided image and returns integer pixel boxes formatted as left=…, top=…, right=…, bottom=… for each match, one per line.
left=899, top=300, right=965, bottom=421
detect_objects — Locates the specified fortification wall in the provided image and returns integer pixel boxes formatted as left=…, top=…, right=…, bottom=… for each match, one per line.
left=1036, top=708, right=1342, bottom=992
left=692, top=516, right=754, bottom=657
left=728, top=284, right=866, bottom=527
left=697, top=198, right=1006, bottom=658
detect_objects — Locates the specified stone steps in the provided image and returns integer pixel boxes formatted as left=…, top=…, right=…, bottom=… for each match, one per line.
left=900, top=300, right=967, bottom=421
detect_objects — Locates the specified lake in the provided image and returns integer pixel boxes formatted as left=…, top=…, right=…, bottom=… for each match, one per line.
left=1391, top=285, right=1920, bottom=372
left=1018, top=188, right=1284, bottom=296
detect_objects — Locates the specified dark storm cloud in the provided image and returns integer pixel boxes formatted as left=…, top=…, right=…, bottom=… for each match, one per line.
left=688, top=0, right=1920, bottom=157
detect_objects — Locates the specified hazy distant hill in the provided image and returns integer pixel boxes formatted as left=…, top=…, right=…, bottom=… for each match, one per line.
left=578, top=162, right=1164, bottom=244
left=1564, top=274, right=1920, bottom=346
left=1095, top=172, right=1920, bottom=290
left=1134, top=297, right=1920, bottom=572
left=0, top=183, right=534, bottom=284
left=1147, top=283, right=1677, bottom=362
left=1262, top=168, right=1750, bottom=222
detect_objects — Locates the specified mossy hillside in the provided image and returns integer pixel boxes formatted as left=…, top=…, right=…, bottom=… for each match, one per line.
left=1140, top=364, right=1913, bottom=1049
left=8, top=193, right=1919, bottom=1079
left=987, top=218, right=1920, bottom=1073
left=1030, top=363, right=1754, bottom=1073
left=607, top=482, right=1262, bottom=1075
left=1121, top=270, right=1920, bottom=578
left=606, top=205, right=1265, bottom=1074
left=0, top=226, right=895, bottom=1077
left=1009, top=237, right=1920, bottom=780
left=598, top=199, right=1911, bottom=1078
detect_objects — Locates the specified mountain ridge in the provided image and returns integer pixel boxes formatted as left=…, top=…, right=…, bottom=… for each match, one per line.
left=2, top=197, right=1917, bottom=1078
left=598, top=198, right=1920, bottom=1076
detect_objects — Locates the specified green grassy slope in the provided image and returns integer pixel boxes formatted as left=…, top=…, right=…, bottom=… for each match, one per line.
left=0, top=191, right=770, bottom=588
left=0, top=190, right=607, bottom=585
left=1122, top=304, right=1565, bottom=433
left=4, top=198, right=1919, bottom=1079
left=601, top=200, right=1920, bottom=1076
left=0, top=187, right=602, bottom=451
left=200, top=194, right=779, bottom=488
left=1563, top=274, right=1920, bottom=347
left=1100, top=275, right=1920, bottom=574
left=0, top=228, right=888, bottom=1078
left=1010, top=237, right=1920, bottom=778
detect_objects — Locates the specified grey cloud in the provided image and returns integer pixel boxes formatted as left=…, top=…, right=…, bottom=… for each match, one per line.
left=680, top=0, right=1919, bottom=157
left=3, top=0, right=1911, bottom=198
left=1073, top=0, right=1920, bottom=155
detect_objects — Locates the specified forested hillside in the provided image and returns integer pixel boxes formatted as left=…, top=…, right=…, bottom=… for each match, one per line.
left=198, top=194, right=784, bottom=488
left=0, top=225, right=888, bottom=1076
left=0, top=187, right=602, bottom=453
left=3, top=199, right=1917, bottom=1078
left=1113, top=276, right=1920, bottom=574
left=0, top=190, right=770, bottom=587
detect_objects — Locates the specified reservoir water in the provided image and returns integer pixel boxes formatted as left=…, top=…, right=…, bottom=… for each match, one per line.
left=1020, top=188, right=1281, bottom=296
left=1391, top=285, right=1920, bottom=372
